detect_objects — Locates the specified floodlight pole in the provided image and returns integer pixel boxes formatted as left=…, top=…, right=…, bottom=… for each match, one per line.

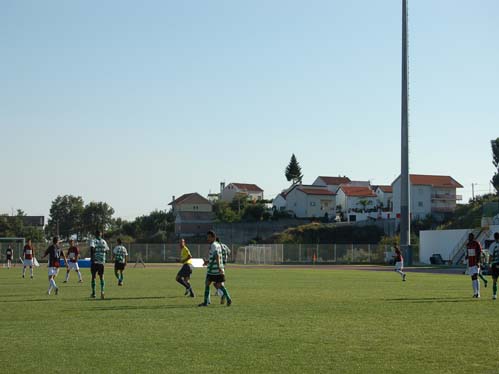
left=400, top=0, right=412, bottom=265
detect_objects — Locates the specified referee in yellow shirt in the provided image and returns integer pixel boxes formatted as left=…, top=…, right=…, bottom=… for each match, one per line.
left=176, top=239, right=195, bottom=297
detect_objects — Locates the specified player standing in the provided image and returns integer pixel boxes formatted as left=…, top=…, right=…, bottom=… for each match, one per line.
left=488, top=232, right=499, bottom=300
left=175, top=238, right=194, bottom=297
left=198, top=231, right=231, bottom=307
left=112, top=239, right=128, bottom=286
left=41, top=237, right=67, bottom=296
left=90, top=230, right=109, bottom=299
left=393, top=246, right=407, bottom=281
left=22, top=239, right=35, bottom=279
left=216, top=237, right=231, bottom=304
left=64, top=239, right=83, bottom=283
left=466, top=233, right=482, bottom=298
left=5, top=245, right=13, bottom=269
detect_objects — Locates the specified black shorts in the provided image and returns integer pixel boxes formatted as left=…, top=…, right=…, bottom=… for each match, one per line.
left=114, top=262, right=126, bottom=271
left=177, top=264, right=193, bottom=278
left=6, top=256, right=12, bottom=261
left=91, top=263, right=105, bottom=277
left=491, top=263, right=499, bottom=279
left=207, top=274, right=225, bottom=283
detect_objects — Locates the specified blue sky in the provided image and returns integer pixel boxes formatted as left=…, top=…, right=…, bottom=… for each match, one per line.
left=1, top=0, right=498, bottom=220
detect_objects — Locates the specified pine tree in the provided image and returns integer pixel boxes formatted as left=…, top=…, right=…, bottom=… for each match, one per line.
left=285, top=154, right=303, bottom=184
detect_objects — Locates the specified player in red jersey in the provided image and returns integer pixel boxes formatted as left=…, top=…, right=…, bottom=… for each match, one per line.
left=466, top=233, right=482, bottom=298
left=64, top=239, right=83, bottom=283
left=393, top=246, right=407, bottom=281
left=22, top=239, right=35, bottom=279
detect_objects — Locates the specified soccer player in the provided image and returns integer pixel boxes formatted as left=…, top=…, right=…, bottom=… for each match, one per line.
left=64, top=239, right=83, bottom=283
left=489, top=232, right=499, bottom=300
left=5, top=245, right=13, bottom=269
left=41, top=236, right=67, bottom=296
left=90, top=230, right=109, bottom=299
left=22, top=239, right=35, bottom=279
left=112, top=238, right=128, bottom=286
left=198, top=231, right=232, bottom=307
left=466, top=233, right=482, bottom=298
left=216, top=237, right=231, bottom=304
left=393, top=246, right=407, bottom=281
left=176, top=238, right=194, bottom=297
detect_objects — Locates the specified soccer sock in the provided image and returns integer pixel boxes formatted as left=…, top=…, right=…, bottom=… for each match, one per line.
left=479, top=274, right=487, bottom=284
left=473, top=279, right=480, bottom=295
left=91, top=279, right=96, bottom=295
left=22, top=267, right=26, bottom=277
left=219, top=286, right=231, bottom=301
left=65, top=271, right=70, bottom=282
left=30, top=267, right=33, bottom=277
left=177, top=278, right=189, bottom=289
left=50, top=278, right=57, bottom=290
left=493, top=282, right=498, bottom=296
left=204, top=285, right=211, bottom=304
left=120, top=272, right=124, bottom=282
left=100, top=279, right=105, bottom=293
left=114, top=270, right=120, bottom=280
left=48, top=281, right=53, bottom=293
left=77, top=271, right=82, bottom=281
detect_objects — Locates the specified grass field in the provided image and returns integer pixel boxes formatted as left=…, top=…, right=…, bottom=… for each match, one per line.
left=0, top=264, right=498, bottom=374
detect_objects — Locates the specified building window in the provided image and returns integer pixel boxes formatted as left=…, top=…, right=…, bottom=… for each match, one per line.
left=418, top=201, right=423, bottom=207
left=310, top=202, right=316, bottom=207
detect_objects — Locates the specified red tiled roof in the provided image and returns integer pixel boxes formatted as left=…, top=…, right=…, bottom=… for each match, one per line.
left=340, top=186, right=377, bottom=197
left=318, top=176, right=351, bottom=185
left=298, top=188, right=335, bottom=196
left=410, top=175, right=463, bottom=188
left=169, top=193, right=211, bottom=206
left=377, top=185, right=393, bottom=193
left=230, top=183, right=263, bottom=192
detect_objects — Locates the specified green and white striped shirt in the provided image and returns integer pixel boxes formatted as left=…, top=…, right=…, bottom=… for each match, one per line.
left=113, top=245, right=128, bottom=264
left=207, top=242, right=224, bottom=275
left=91, top=238, right=109, bottom=264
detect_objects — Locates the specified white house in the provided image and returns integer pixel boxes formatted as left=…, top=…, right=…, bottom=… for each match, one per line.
left=336, top=185, right=378, bottom=214
left=392, top=174, right=463, bottom=220
left=169, top=193, right=214, bottom=237
left=221, top=183, right=264, bottom=202
left=285, top=184, right=336, bottom=219
left=375, top=185, right=393, bottom=210
left=313, top=176, right=351, bottom=193
left=272, top=193, right=287, bottom=212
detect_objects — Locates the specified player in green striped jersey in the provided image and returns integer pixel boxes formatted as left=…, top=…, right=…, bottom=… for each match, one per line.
left=199, top=231, right=232, bottom=307
left=90, top=230, right=109, bottom=299
left=489, top=232, right=499, bottom=300
left=112, top=238, right=128, bottom=286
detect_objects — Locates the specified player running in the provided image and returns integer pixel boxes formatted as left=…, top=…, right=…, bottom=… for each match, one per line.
left=488, top=232, right=499, bottom=300
left=90, top=230, right=109, bottom=299
left=64, top=239, right=83, bottom=283
left=393, top=246, right=407, bottom=282
left=112, top=239, right=128, bottom=286
left=199, top=231, right=232, bottom=307
left=41, top=237, right=67, bottom=296
left=176, top=238, right=194, bottom=297
left=22, top=239, right=35, bottom=279
left=5, top=245, right=13, bottom=269
left=466, top=233, right=482, bottom=298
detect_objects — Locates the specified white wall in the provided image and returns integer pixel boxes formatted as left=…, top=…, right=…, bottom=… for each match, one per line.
left=272, top=195, right=287, bottom=211
left=286, top=189, right=335, bottom=218
left=420, top=229, right=470, bottom=264
left=392, top=178, right=432, bottom=219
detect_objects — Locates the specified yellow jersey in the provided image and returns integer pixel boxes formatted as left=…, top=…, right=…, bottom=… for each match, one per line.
left=180, top=246, right=193, bottom=265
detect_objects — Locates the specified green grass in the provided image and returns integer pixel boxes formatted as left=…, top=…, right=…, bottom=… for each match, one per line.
left=0, top=265, right=498, bottom=374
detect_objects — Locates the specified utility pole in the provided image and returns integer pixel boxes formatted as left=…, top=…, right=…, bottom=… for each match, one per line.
left=472, top=183, right=477, bottom=201
left=400, top=0, right=412, bottom=265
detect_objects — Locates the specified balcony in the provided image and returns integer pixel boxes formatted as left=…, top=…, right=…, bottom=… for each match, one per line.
left=431, top=194, right=462, bottom=201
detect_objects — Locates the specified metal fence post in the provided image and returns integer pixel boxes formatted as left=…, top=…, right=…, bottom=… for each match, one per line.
left=244, top=247, right=247, bottom=265
left=163, top=244, right=166, bottom=262
left=146, top=244, right=149, bottom=263
left=351, top=244, right=354, bottom=263
left=368, top=244, right=371, bottom=263
left=198, top=245, right=201, bottom=258
left=334, top=244, right=337, bottom=263
left=299, top=244, right=302, bottom=262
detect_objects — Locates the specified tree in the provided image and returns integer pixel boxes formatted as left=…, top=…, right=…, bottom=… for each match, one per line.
left=357, top=199, right=373, bottom=212
left=82, top=202, right=115, bottom=235
left=46, top=195, right=85, bottom=239
left=492, top=138, right=499, bottom=194
left=285, top=154, right=303, bottom=184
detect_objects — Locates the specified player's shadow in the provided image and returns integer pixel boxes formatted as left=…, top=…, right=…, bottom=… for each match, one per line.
left=384, top=297, right=474, bottom=304
left=77, top=304, right=194, bottom=312
left=0, top=298, right=53, bottom=303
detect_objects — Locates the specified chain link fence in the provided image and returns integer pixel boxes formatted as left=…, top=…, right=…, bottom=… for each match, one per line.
left=1, top=241, right=396, bottom=265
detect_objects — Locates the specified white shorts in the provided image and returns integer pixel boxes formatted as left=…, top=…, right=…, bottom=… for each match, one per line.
left=23, top=259, right=34, bottom=267
left=469, top=266, right=479, bottom=276
left=67, top=262, right=80, bottom=271
left=48, top=267, right=59, bottom=277
left=395, top=262, right=404, bottom=271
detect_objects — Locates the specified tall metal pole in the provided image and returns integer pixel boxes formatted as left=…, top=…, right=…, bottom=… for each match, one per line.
left=400, top=0, right=411, bottom=264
